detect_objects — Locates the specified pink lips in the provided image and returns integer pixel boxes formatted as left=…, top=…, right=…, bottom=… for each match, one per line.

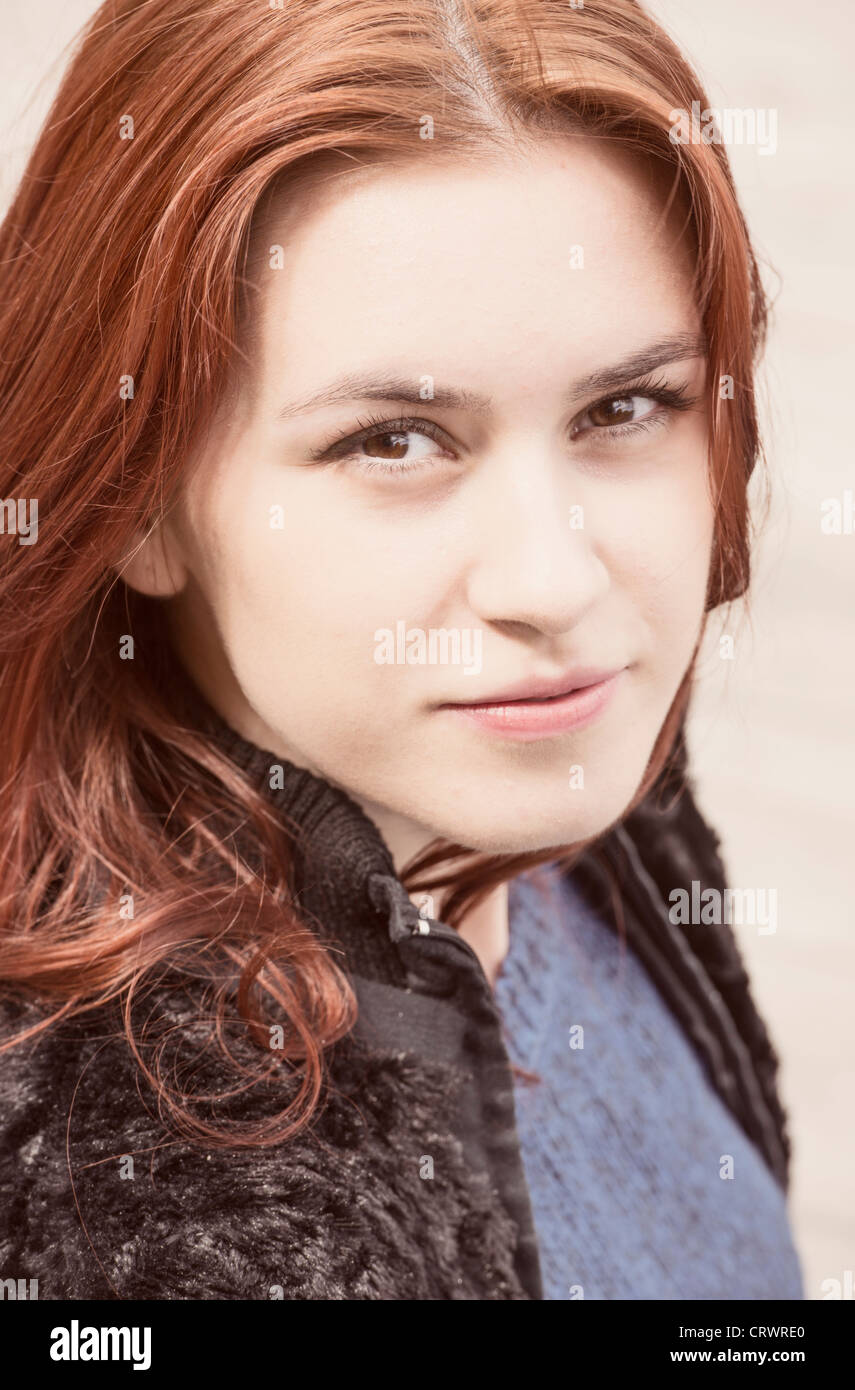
left=438, top=669, right=625, bottom=741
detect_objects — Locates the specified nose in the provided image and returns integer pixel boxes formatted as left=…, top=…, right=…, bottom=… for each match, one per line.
left=463, top=445, right=610, bottom=638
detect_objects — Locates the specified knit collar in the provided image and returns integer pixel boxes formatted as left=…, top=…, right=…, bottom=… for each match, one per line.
left=192, top=690, right=421, bottom=982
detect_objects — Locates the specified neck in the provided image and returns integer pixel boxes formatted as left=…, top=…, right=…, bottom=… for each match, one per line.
left=449, top=882, right=510, bottom=989
left=191, top=683, right=512, bottom=989
left=339, top=789, right=512, bottom=991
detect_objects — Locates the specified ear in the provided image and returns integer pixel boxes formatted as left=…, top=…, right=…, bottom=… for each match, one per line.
left=115, top=517, right=189, bottom=598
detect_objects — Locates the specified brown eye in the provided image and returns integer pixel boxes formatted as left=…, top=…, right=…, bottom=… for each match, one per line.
left=574, top=393, right=662, bottom=438
left=361, top=430, right=411, bottom=459
left=315, top=418, right=453, bottom=475
left=588, top=396, right=638, bottom=427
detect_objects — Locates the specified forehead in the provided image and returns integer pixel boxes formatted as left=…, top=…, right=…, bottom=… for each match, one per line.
left=247, top=137, right=699, bottom=402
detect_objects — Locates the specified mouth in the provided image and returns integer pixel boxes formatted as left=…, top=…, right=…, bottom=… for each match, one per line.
left=436, top=667, right=627, bottom=741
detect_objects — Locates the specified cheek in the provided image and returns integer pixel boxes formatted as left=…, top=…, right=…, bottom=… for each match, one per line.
left=199, top=467, right=434, bottom=708
left=592, top=457, right=714, bottom=652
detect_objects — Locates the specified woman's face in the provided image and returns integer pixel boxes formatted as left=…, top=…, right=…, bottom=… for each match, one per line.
left=129, top=136, right=714, bottom=863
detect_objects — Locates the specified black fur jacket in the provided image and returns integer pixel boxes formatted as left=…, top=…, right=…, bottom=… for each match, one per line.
left=0, top=719, right=790, bottom=1300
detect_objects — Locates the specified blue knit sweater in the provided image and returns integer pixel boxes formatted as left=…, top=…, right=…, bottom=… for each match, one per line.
left=494, top=864, right=804, bottom=1301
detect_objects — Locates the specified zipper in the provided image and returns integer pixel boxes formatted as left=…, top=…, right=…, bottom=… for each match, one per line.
left=368, top=867, right=545, bottom=1299
left=407, top=908, right=495, bottom=990
left=369, top=869, right=492, bottom=991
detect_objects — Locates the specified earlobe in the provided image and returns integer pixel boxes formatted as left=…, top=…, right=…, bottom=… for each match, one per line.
left=114, top=520, right=189, bottom=598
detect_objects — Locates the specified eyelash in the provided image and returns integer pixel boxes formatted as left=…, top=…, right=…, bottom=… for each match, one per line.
left=310, top=377, right=699, bottom=475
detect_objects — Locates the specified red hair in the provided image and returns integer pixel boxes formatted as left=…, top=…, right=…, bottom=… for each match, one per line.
left=0, top=0, right=768, bottom=1145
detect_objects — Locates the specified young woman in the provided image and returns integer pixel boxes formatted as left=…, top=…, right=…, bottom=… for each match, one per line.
left=0, top=0, right=802, bottom=1299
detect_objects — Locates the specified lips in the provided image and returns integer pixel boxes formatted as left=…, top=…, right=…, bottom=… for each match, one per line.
left=436, top=667, right=627, bottom=741
left=439, top=666, right=626, bottom=707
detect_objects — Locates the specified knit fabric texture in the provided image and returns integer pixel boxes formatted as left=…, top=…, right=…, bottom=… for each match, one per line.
left=494, top=864, right=804, bottom=1301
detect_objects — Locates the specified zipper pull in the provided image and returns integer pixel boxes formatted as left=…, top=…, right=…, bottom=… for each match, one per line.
left=414, top=893, right=434, bottom=935
left=367, top=871, right=427, bottom=943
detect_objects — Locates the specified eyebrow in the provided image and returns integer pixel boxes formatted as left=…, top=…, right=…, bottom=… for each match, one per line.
left=276, top=333, right=707, bottom=421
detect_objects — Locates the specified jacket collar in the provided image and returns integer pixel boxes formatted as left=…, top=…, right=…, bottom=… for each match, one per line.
left=193, top=691, right=420, bottom=984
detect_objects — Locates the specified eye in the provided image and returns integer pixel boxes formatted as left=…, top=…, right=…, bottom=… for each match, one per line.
left=573, top=393, right=661, bottom=436
left=310, top=414, right=456, bottom=474
left=355, top=426, right=437, bottom=464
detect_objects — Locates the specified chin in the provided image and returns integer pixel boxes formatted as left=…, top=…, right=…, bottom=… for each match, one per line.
left=423, top=791, right=636, bottom=857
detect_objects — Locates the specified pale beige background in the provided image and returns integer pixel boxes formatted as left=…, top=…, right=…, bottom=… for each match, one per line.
left=648, top=0, right=855, bottom=1302
left=2, top=0, right=852, bottom=1299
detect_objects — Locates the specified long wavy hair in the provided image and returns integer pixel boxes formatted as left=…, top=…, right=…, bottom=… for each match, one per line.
left=0, top=0, right=768, bottom=1146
